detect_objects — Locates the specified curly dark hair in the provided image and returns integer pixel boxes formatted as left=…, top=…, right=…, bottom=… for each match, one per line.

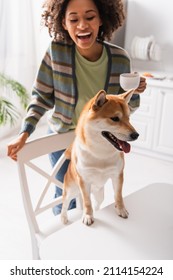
left=41, top=0, right=125, bottom=42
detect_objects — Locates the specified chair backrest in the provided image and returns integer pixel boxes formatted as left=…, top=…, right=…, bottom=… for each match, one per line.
left=17, top=131, right=75, bottom=258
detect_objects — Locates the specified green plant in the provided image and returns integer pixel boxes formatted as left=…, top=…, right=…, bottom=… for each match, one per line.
left=0, top=73, right=29, bottom=126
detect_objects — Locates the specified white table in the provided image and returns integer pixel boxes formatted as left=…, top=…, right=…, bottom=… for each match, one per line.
left=40, top=183, right=173, bottom=260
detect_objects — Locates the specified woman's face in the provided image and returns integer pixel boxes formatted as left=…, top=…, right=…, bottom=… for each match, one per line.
left=63, top=0, right=102, bottom=54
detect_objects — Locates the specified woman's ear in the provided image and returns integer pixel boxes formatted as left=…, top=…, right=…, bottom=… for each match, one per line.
left=62, top=18, right=67, bottom=30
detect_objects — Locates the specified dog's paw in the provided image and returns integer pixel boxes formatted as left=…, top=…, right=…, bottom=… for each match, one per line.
left=61, top=214, right=68, bottom=224
left=115, top=206, right=129, bottom=219
left=82, top=214, right=94, bottom=226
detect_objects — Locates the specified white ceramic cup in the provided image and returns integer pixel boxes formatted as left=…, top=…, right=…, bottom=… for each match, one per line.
left=120, top=72, right=140, bottom=91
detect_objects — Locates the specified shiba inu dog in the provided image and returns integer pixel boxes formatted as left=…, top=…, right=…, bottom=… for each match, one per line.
left=61, top=89, right=139, bottom=225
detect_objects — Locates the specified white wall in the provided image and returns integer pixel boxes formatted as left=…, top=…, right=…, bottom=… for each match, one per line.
left=0, top=0, right=50, bottom=91
left=124, top=0, right=173, bottom=73
left=0, top=0, right=50, bottom=139
left=31, top=0, right=50, bottom=66
left=111, top=0, right=127, bottom=47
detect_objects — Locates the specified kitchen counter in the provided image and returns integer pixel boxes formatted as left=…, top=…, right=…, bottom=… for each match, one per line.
left=145, top=77, right=173, bottom=89
left=138, top=71, right=173, bottom=89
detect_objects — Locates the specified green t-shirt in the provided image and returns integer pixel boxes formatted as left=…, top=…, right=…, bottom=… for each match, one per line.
left=72, top=46, right=108, bottom=125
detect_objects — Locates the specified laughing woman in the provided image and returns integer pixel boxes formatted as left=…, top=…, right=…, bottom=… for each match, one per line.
left=7, top=0, right=146, bottom=214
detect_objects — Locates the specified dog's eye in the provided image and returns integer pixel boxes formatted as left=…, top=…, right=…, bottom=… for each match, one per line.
left=111, top=116, right=120, bottom=122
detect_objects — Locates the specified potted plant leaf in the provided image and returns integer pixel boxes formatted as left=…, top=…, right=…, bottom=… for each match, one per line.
left=0, top=73, right=29, bottom=127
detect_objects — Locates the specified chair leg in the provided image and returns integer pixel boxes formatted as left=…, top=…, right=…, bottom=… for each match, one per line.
left=31, top=235, right=40, bottom=260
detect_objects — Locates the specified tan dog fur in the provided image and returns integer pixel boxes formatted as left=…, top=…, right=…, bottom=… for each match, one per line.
left=61, top=89, right=139, bottom=225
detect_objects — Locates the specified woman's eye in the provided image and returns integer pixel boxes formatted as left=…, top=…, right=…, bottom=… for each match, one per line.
left=111, top=116, right=120, bottom=122
left=87, top=16, right=95, bottom=21
left=69, top=16, right=95, bottom=23
left=70, top=19, right=78, bottom=23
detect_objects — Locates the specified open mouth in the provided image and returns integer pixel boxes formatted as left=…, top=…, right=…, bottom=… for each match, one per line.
left=77, top=32, right=91, bottom=40
left=101, top=131, right=131, bottom=153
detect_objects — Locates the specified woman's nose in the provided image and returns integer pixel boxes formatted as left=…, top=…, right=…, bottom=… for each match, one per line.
left=77, top=19, right=88, bottom=29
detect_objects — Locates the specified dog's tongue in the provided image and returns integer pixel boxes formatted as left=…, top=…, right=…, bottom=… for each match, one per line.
left=118, top=140, right=131, bottom=153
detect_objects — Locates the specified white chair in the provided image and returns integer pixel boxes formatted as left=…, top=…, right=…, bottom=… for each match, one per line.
left=17, top=130, right=82, bottom=259
left=17, top=131, right=173, bottom=260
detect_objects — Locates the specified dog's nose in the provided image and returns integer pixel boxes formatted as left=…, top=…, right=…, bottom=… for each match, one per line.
left=130, top=132, right=139, bottom=140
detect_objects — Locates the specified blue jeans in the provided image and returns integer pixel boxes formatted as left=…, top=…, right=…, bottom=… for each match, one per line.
left=48, top=129, right=76, bottom=215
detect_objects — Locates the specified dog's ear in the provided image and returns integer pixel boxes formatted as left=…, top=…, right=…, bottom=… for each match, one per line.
left=120, top=89, right=135, bottom=104
left=92, top=90, right=107, bottom=110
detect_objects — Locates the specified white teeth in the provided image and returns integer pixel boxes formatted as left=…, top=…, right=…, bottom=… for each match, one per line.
left=108, top=132, right=117, bottom=142
left=77, top=32, right=91, bottom=36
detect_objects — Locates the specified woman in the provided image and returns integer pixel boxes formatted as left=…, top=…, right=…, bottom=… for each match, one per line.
left=7, top=0, right=146, bottom=214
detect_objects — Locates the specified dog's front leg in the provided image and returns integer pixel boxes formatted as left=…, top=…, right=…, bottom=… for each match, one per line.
left=92, top=186, right=104, bottom=210
left=112, top=172, right=129, bottom=219
left=61, top=178, right=79, bottom=224
left=78, top=177, right=94, bottom=226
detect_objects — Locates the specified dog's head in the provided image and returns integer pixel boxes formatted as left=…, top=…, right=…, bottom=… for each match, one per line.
left=78, top=89, right=139, bottom=153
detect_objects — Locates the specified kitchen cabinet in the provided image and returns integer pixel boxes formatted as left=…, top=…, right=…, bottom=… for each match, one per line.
left=130, top=78, right=173, bottom=162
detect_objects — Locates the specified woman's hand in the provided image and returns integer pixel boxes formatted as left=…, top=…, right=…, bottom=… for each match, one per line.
left=7, top=132, right=29, bottom=161
left=135, top=76, right=147, bottom=93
